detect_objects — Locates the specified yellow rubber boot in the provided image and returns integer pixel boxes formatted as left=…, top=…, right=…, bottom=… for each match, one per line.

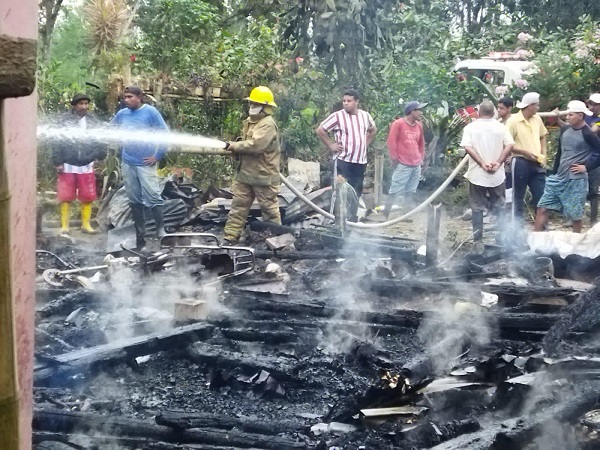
left=80, top=202, right=98, bottom=234
left=60, top=202, right=70, bottom=234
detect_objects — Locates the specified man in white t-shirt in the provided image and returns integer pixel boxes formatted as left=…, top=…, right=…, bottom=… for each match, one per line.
left=459, top=101, right=514, bottom=240
left=316, top=89, right=377, bottom=222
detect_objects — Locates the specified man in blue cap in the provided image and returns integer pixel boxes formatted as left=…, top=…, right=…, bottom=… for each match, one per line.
left=382, top=100, right=428, bottom=218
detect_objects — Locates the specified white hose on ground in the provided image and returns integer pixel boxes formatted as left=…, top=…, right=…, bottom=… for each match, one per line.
left=347, top=155, right=469, bottom=229
left=178, top=143, right=468, bottom=229
left=279, top=173, right=335, bottom=220
left=279, top=155, right=469, bottom=229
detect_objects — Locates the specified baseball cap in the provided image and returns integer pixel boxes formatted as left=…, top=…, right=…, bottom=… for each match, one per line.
left=124, top=86, right=144, bottom=97
left=567, top=100, right=592, bottom=116
left=404, top=101, right=428, bottom=115
left=588, top=93, right=600, bottom=104
left=516, top=92, right=540, bottom=109
left=70, top=93, right=91, bottom=105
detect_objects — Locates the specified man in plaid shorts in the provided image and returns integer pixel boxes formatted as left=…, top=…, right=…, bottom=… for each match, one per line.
left=534, top=101, right=600, bottom=233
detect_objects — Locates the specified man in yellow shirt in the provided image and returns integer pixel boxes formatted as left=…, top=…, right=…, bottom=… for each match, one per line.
left=506, top=92, right=548, bottom=220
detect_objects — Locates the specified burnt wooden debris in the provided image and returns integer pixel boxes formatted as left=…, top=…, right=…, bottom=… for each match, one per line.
left=33, top=220, right=600, bottom=449
left=33, top=408, right=307, bottom=449
left=36, top=290, right=105, bottom=319
left=436, top=384, right=600, bottom=450
left=35, top=323, right=214, bottom=386
left=155, top=410, right=307, bottom=434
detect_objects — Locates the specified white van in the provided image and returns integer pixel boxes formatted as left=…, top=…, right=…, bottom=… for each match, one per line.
left=454, top=54, right=533, bottom=89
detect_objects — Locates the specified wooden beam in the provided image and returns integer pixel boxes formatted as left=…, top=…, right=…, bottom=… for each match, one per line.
left=425, top=203, right=442, bottom=267
left=374, top=153, right=384, bottom=207
left=34, top=323, right=214, bottom=386
left=0, top=101, right=19, bottom=450
left=161, top=93, right=237, bottom=102
left=360, top=406, right=428, bottom=418
left=33, top=407, right=307, bottom=449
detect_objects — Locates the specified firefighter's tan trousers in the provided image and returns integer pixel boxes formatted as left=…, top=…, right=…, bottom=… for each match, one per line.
left=223, top=181, right=281, bottom=241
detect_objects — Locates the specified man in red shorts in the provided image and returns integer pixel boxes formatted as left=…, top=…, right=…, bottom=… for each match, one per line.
left=52, top=93, right=107, bottom=234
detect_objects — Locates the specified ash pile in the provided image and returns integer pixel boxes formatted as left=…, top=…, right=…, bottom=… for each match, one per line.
left=35, top=176, right=600, bottom=449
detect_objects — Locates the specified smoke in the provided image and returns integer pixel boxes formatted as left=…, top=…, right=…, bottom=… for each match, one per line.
left=318, top=252, right=375, bottom=355
left=517, top=375, right=582, bottom=450
left=416, top=295, right=494, bottom=374
left=531, top=419, right=579, bottom=450
left=97, top=258, right=224, bottom=344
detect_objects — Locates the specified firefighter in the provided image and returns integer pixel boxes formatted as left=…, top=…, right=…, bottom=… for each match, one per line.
left=222, top=86, right=281, bottom=245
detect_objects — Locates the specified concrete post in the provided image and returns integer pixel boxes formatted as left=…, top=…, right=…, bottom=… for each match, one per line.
left=0, top=1, right=38, bottom=449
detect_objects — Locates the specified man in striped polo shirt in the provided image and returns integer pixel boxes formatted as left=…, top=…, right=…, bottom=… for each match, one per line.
left=316, top=89, right=377, bottom=221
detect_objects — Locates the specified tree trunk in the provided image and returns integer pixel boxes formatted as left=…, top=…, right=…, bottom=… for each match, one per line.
left=38, top=0, right=65, bottom=63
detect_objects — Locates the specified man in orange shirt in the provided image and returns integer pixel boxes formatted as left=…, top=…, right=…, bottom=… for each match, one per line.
left=382, top=101, right=427, bottom=218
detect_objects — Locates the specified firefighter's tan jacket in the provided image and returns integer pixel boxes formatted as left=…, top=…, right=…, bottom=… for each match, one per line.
left=233, top=113, right=280, bottom=186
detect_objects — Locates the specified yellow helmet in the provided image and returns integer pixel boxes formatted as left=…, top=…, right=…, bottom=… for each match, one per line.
left=245, top=86, right=277, bottom=107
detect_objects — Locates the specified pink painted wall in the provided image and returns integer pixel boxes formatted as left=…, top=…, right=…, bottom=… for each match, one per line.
left=0, top=0, right=38, bottom=448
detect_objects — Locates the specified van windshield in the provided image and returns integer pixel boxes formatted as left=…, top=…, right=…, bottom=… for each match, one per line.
left=458, top=69, right=506, bottom=86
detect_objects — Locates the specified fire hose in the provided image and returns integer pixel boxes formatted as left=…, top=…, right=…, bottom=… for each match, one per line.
left=279, top=156, right=469, bottom=229
left=170, top=144, right=470, bottom=229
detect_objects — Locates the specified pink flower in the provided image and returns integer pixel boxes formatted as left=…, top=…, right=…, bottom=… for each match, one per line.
left=518, top=32, right=533, bottom=43
left=295, top=56, right=304, bottom=64
left=515, top=79, right=529, bottom=89
left=515, top=49, right=534, bottom=59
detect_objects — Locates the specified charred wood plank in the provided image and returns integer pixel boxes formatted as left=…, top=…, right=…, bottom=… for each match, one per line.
left=434, top=385, right=600, bottom=450
left=155, top=410, right=308, bottom=435
left=209, top=317, right=417, bottom=342
left=187, top=342, right=299, bottom=381
left=403, top=419, right=481, bottom=448
left=369, top=277, right=579, bottom=300
left=224, top=295, right=424, bottom=328
left=495, top=312, right=564, bottom=331
left=33, top=432, right=240, bottom=449
left=33, top=408, right=306, bottom=449
left=249, top=221, right=415, bottom=261
left=34, top=323, right=214, bottom=385
left=544, top=282, right=600, bottom=356
left=220, top=328, right=299, bottom=344
left=484, top=284, right=578, bottom=298
left=36, top=290, right=104, bottom=319
left=225, top=295, right=566, bottom=333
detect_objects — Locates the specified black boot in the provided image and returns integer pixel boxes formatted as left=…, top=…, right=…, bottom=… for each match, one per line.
left=130, top=204, right=146, bottom=250
left=151, top=205, right=167, bottom=238
left=472, top=210, right=484, bottom=241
